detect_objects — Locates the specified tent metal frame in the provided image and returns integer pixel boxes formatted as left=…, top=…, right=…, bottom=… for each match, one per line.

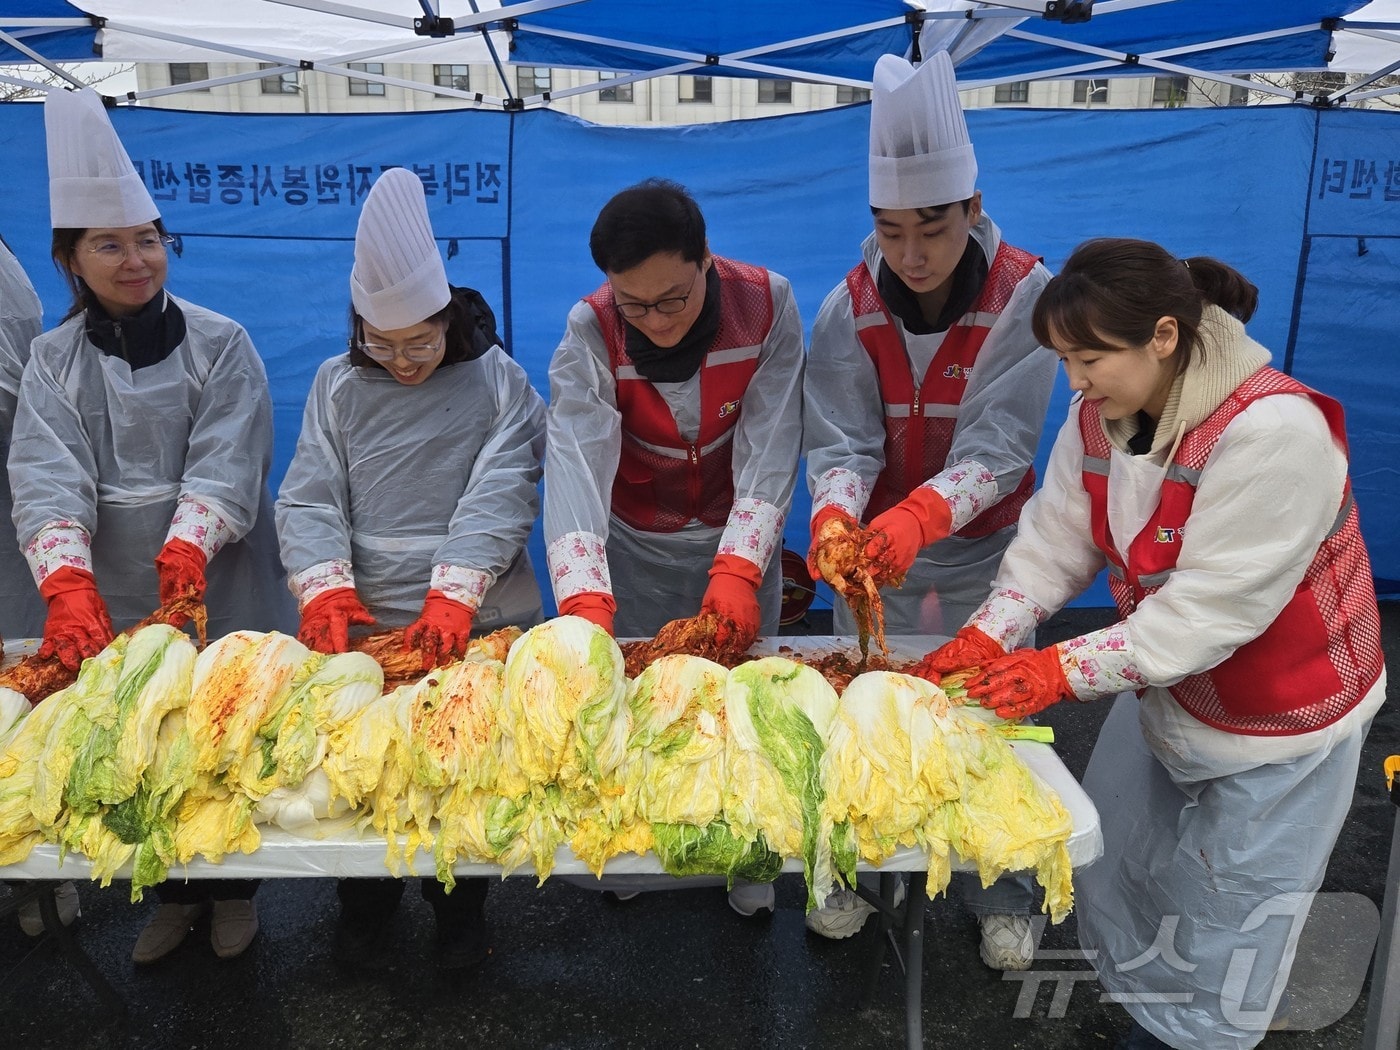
left=4, top=1, right=1400, bottom=109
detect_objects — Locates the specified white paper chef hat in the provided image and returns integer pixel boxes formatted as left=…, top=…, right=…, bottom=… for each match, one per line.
left=868, top=51, right=978, bottom=210
left=45, top=87, right=160, bottom=229
left=350, top=167, right=451, bottom=331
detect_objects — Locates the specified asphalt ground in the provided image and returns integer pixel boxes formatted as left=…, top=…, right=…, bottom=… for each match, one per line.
left=2, top=603, right=1397, bottom=1050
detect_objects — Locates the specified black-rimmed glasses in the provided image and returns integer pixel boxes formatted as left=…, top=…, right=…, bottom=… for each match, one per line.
left=614, top=265, right=703, bottom=319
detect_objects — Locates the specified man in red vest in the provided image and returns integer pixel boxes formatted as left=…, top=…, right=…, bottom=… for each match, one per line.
left=543, top=179, right=804, bottom=916
left=801, top=52, right=1057, bottom=965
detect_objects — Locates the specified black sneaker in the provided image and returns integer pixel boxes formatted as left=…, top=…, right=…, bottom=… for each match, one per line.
left=333, top=911, right=393, bottom=972
left=434, top=909, right=489, bottom=972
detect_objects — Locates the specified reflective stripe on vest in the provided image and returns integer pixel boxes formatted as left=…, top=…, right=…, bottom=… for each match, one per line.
left=588, top=256, right=772, bottom=532
left=847, top=241, right=1038, bottom=535
left=1077, top=368, right=1384, bottom=735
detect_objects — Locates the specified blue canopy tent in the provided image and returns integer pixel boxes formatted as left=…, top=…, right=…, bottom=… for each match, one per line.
left=0, top=1, right=1397, bottom=606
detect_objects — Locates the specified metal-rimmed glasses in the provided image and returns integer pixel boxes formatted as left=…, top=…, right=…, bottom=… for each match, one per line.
left=614, top=265, right=703, bottom=319
left=354, top=331, right=445, bottom=363
left=83, top=234, right=175, bottom=267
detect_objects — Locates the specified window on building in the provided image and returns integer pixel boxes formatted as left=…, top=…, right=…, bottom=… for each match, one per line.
left=1153, top=75, right=1190, bottom=105
left=517, top=66, right=551, bottom=95
left=432, top=64, right=471, bottom=91
left=757, top=79, right=793, bottom=104
left=1228, top=76, right=1251, bottom=106
left=836, top=85, right=871, bottom=104
left=678, top=75, right=713, bottom=103
left=348, top=63, right=386, bottom=97
left=258, top=63, right=299, bottom=95
left=993, top=81, right=1029, bottom=104
left=168, top=63, right=210, bottom=91
left=598, top=72, right=633, bottom=102
left=1072, top=78, right=1110, bottom=105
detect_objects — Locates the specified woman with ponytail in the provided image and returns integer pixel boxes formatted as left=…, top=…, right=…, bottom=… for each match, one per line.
left=916, top=237, right=1385, bottom=1049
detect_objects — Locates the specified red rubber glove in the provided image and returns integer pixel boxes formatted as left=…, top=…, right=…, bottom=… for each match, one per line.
left=404, top=590, right=475, bottom=671
left=700, top=553, right=762, bottom=651
left=38, top=567, right=114, bottom=670
left=965, top=645, right=1074, bottom=719
left=806, top=505, right=861, bottom=584
left=298, top=587, right=376, bottom=654
left=155, top=538, right=207, bottom=627
left=911, top=626, right=1006, bottom=682
left=560, top=591, right=616, bottom=636
left=863, top=487, right=952, bottom=586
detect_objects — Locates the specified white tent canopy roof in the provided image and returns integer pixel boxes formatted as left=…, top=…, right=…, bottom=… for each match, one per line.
left=3, top=0, right=1400, bottom=107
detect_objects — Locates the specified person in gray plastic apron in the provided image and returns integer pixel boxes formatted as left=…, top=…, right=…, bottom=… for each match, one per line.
left=14, top=87, right=293, bottom=965
left=276, top=168, right=545, bottom=972
left=0, top=237, right=82, bottom=939
left=542, top=178, right=804, bottom=918
left=802, top=52, right=1055, bottom=963
left=917, top=238, right=1385, bottom=1050
left=0, top=237, right=47, bottom=640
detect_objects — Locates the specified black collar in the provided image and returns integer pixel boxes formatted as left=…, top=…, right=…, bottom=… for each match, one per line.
left=623, top=264, right=722, bottom=384
left=84, top=292, right=187, bottom=370
left=876, top=237, right=988, bottom=336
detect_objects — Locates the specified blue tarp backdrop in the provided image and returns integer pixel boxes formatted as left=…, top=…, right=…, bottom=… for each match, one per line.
left=1, top=100, right=1396, bottom=611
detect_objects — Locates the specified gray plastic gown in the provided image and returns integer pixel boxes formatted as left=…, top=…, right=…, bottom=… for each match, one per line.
left=803, top=216, right=1057, bottom=636
left=543, top=269, right=804, bottom=638
left=9, top=294, right=294, bottom=636
left=275, top=348, right=545, bottom=632
left=0, top=242, right=46, bottom=637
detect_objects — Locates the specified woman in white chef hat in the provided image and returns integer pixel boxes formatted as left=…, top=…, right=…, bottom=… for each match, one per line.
left=275, top=166, right=546, bottom=972
left=14, top=86, right=295, bottom=963
left=801, top=52, right=1057, bottom=965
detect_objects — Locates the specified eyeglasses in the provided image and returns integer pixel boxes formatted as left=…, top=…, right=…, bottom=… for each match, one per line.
left=614, top=266, right=703, bottom=319
left=355, top=333, right=445, bottom=363
left=83, top=234, right=174, bottom=267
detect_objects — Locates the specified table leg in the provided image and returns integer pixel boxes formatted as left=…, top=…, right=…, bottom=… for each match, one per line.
left=34, top=884, right=128, bottom=1019
left=901, top=873, right=927, bottom=1049
left=1362, top=807, right=1400, bottom=1049
left=858, top=874, right=900, bottom=1008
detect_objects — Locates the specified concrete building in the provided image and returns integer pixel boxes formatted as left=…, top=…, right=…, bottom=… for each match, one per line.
left=134, top=60, right=1257, bottom=120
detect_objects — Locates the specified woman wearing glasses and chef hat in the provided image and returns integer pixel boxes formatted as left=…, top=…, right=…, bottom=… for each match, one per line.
left=801, top=52, right=1058, bottom=965
left=13, top=86, right=293, bottom=963
left=275, top=166, right=546, bottom=972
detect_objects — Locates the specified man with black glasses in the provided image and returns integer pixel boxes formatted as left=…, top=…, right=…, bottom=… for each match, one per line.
left=542, top=178, right=804, bottom=916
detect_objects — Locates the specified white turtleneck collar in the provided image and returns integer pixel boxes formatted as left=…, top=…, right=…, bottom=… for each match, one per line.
left=1101, top=304, right=1272, bottom=461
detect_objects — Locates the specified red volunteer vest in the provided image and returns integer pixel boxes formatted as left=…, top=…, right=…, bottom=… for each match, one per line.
left=587, top=256, right=772, bottom=532
left=1078, top=367, right=1383, bottom=735
left=847, top=242, right=1039, bottom=536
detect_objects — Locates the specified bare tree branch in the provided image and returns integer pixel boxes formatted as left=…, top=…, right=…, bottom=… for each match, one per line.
left=0, top=63, right=135, bottom=103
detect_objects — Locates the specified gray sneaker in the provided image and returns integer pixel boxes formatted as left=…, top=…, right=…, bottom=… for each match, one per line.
left=727, top=881, right=775, bottom=917
left=17, top=881, right=80, bottom=937
left=804, top=881, right=905, bottom=940
left=978, top=913, right=1034, bottom=970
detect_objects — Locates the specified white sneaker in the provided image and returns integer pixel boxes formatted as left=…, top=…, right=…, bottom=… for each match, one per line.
left=727, top=881, right=775, bottom=917
left=978, top=913, right=1033, bottom=971
left=804, top=881, right=905, bottom=940
left=17, top=881, right=81, bottom=937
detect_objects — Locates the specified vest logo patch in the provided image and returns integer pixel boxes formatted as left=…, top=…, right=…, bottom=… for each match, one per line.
left=943, top=364, right=972, bottom=380
left=718, top=398, right=741, bottom=418
left=1154, top=525, right=1183, bottom=543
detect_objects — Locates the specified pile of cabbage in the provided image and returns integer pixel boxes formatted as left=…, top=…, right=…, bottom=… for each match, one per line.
left=0, top=617, right=1074, bottom=921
